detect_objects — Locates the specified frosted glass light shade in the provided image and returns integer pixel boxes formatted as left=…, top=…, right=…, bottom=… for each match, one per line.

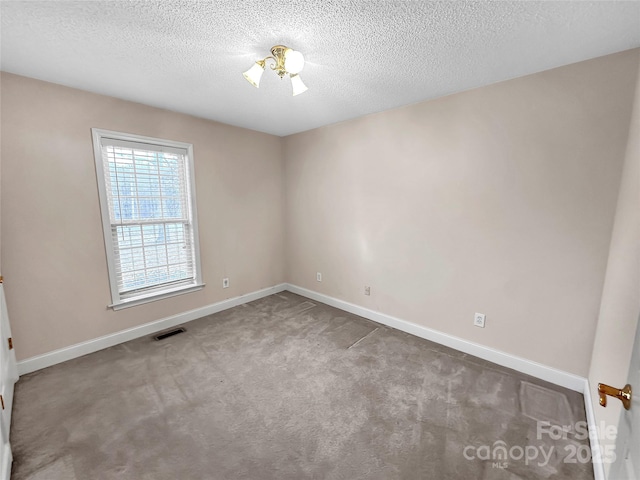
left=284, top=49, right=304, bottom=74
left=290, top=74, right=308, bottom=96
left=243, top=62, right=265, bottom=88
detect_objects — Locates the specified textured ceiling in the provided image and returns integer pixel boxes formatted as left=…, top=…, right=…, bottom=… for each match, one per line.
left=1, top=1, right=639, bottom=136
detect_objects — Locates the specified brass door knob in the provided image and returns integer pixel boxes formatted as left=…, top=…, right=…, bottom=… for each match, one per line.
left=598, top=383, right=632, bottom=410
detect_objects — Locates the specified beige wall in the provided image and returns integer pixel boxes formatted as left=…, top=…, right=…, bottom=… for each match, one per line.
left=283, top=50, right=639, bottom=376
left=0, top=73, right=285, bottom=360
left=2, top=49, right=638, bottom=375
left=588, top=55, right=640, bottom=475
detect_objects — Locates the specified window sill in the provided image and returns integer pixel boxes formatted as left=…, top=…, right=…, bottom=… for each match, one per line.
left=109, top=283, right=205, bottom=311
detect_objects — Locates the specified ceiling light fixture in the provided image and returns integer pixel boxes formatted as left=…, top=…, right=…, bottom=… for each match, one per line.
left=243, top=45, right=308, bottom=96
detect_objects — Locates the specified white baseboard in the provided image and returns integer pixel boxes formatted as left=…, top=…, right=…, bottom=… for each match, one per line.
left=19, top=281, right=586, bottom=390
left=17, top=283, right=287, bottom=375
left=17, top=281, right=601, bottom=479
left=288, top=285, right=604, bottom=478
left=288, top=284, right=606, bottom=479
left=285, top=283, right=586, bottom=392
left=19, top=281, right=587, bottom=390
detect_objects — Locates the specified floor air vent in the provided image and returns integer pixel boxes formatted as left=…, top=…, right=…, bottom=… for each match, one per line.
left=154, top=327, right=186, bottom=341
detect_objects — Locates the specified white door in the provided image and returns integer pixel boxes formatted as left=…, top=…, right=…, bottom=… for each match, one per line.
left=0, top=283, right=17, bottom=480
left=0, top=284, right=18, bottom=432
left=609, top=314, right=640, bottom=479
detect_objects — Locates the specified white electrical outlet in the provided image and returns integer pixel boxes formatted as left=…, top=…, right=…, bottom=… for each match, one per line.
left=474, top=313, right=486, bottom=328
left=317, top=272, right=322, bottom=282
left=364, top=286, right=371, bottom=296
left=223, top=278, right=229, bottom=288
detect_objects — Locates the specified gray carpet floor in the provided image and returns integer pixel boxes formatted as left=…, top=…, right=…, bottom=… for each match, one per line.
left=11, top=292, right=593, bottom=479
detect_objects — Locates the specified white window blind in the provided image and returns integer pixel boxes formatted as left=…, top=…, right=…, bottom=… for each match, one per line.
left=92, top=129, right=203, bottom=309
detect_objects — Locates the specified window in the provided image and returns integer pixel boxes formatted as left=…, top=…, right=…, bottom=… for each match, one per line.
left=92, top=129, right=203, bottom=309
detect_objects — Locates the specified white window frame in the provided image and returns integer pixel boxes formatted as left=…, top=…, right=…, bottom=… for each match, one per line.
left=92, top=128, right=204, bottom=310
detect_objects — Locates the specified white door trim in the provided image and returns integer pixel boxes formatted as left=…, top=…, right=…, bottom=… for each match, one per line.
left=583, top=380, right=606, bottom=480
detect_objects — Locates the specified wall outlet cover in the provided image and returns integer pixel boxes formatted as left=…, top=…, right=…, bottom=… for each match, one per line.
left=474, top=313, right=486, bottom=328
